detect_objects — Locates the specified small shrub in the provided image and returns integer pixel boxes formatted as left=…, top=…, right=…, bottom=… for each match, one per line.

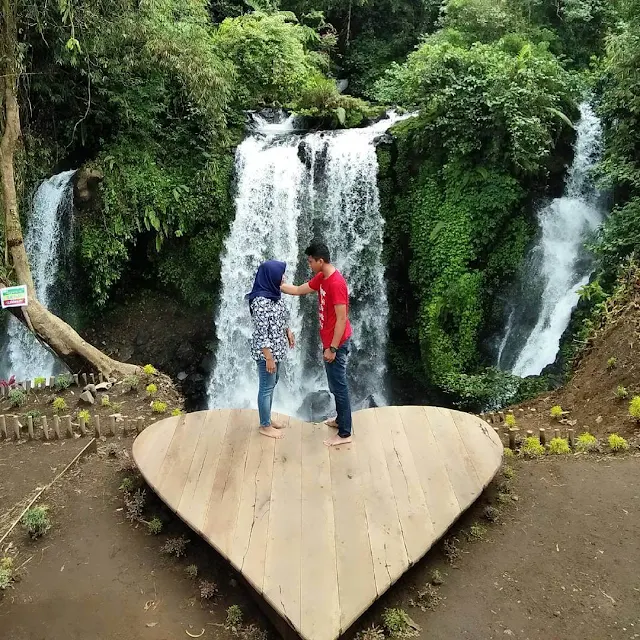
left=483, top=505, right=499, bottom=523
left=550, top=405, right=563, bottom=420
left=616, top=385, right=629, bottom=399
left=199, top=579, right=218, bottom=599
left=161, top=535, right=189, bottom=558
left=110, top=401, right=122, bottom=413
left=608, top=433, right=629, bottom=452
left=52, top=397, right=67, bottom=413
left=354, top=625, right=385, bottom=640
left=502, top=465, right=515, bottom=479
left=629, top=396, right=640, bottom=421
left=33, top=376, right=46, bottom=387
left=101, top=395, right=111, bottom=407
left=410, top=583, right=442, bottom=612
left=225, top=605, right=243, bottom=630
left=185, top=564, right=199, bottom=579
left=381, top=608, right=419, bottom=639
left=146, top=383, right=157, bottom=396
left=430, top=569, right=444, bottom=585
left=0, top=557, right=14, bottom=590
left=8, top=389, right=26, bottom=408
left=119, top=476, right=135, bottom=493
left=496, top=479, right=513, bottom=494
left=147, top=517, right=163, bottom=535
left=22, top=409, right=42, bottom=423
left=143, top=364, right=157, bottom=376
left=504, top=413, right=516, bottom=428
left=122, top=375, right=139, bottom=393
left=105, top=443, right=119, bottom=457
left=152, top=401, right=167, bottom=414
left=54, top=374, right=72, bottom=391
left=21, top=505, right=51, bottom=539
left=465, top=523, right=487, bottom=541
left=606, top=356, right=617, bottom=370
left=124, top=489, right=146, bottom=522
left=548, top=437, right=571, bottom=455
left=576, top=432, right=598, bottom=452
left=521, top=436, right=545, bottom=458
left=497, top=492, right=511, bottom=505
left=77, top=409, right=91, bottom=425
left=171, top=408, right=183, bottom=416
left=503, top=447, right=515, bottom=458
left=443, top=536, right=461, bottom=565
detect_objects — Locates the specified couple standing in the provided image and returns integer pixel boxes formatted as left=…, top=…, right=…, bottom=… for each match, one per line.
left=246, top=242, right=353, bottom=447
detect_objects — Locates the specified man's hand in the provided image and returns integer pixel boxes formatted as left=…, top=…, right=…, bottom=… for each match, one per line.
left=265, top=356, right=277, bottom=374
left=323, top=348, right=336, bottom=363
left=281, top=282, right=314, bottom=296
left=287, top=329, right=295, bottom=349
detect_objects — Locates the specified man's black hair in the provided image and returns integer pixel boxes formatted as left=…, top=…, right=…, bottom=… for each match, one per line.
left=305, top=242, right=331, bottom=263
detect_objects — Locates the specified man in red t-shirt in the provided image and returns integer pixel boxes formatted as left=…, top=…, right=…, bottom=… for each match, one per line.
left=280, top=242, right=353, bottom=446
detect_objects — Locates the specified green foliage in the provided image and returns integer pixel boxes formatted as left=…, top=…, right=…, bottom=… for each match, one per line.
left=199, top=579, right=218, bottom=599
left=503, top=447, right=515, bottom=458
left=465, top=523, right=487, bottom=541
left=608, top=433, right=629, bottom=452
left=147, top=517, right=163, bottom=535
left=52, top=397, right=68, bottom=413
left=521, top=436, right=545, bottom=458
left=77, top=409, right=92, bottom=424
left=354, top=626, right=386, bottom=640
left=629, top=396, right=640, bottom=421
left=54, top=374, right=72, bottom=391
left=33, top=377, right=46, bottom=387
left=8, top=389, right=27, bottom=408
left=606, top=357, right=617, bottom=369
left=502, top=465, right=515, bottom=479
left=548, top=437, right=571, bottom=455
left=185, top=564, right=199, bottom=579
left=616, top=385, right=629, bottom=399
left=21, top=506, right=52, bottom=539
left=152, top=401, right=168, bottom=414
left=410, top=582, right=442, bottom=611
left=0, top=557, right=14, bottom=590
left=122, top=375, right=139, bottom=393
left=101, top=395, right=111, bottom=407
left=576, top=432, right=599, bottom=452
left=505, top=413, right=516, bottom=428
left=143, top=365, right=157, bottom=375
left=483, top=505, right=499, bottom=522
left=161, top=535, right=189, bottom=557
left=171, top=408, right=184, bottom=416
left=119, top=477, right=135, bottom=493
left=146, top=384, right=158, bottom=396
left=550, top=405, right=564, bottom=420
left=381, top=608, right=419, bottom=639
left=22, top=409, right=42, bottom=423
left=225, top=605, right=244, bottom=630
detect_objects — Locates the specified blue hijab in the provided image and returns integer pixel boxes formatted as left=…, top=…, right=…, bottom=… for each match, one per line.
left=246, top=260, right=286, bottom=302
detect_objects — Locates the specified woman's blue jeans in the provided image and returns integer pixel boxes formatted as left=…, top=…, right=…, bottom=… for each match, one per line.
left=324, top=339, right=352, bottom=438
left=257, top=359, right=280, bottom=427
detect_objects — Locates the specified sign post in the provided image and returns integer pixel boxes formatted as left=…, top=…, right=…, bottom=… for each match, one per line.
left=0, top=285, right=28, bottom=309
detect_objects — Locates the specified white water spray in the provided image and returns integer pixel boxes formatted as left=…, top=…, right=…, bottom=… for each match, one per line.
left=0, top=170, right=76, bottom=381
left=500, top=103, right=604, bottom=377
left=207, top=113, right=408, bottom=417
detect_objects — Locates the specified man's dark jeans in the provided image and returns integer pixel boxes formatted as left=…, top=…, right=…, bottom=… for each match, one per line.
left=324, top=339, right=352, bottom=438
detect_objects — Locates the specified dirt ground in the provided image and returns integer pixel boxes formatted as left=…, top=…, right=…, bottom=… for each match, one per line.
left=1, top=442, right=639, bottom=640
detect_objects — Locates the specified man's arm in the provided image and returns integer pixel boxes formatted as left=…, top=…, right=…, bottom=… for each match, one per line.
left=281, top=282, right=314, bottom=296
left=330, top=304, right=347, bottom=350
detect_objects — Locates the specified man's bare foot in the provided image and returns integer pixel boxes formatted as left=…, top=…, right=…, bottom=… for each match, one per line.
left=324, top=418, right=338, bottom=428
left=323, top=434, right=353, bottom=447
left=260, top=426, right=284, bottom=439
left=271, top=422, right=286, bottom=429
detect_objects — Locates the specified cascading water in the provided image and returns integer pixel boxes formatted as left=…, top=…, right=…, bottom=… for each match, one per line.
left=0, top=170, right=76, bottom=381
left=207, top=113, right=408, bottom=418
left=496, top=102, right=605, bottom=377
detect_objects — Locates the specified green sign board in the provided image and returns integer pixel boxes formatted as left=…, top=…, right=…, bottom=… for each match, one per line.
left=1, top=285, right=28, bottom=309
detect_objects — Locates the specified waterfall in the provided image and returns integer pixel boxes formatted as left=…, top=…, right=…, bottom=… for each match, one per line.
left=497, top=102, right=605, bottom=377
left=0, top=170, right=76, bottom=381
left=207, top=113, right=408, bottom=418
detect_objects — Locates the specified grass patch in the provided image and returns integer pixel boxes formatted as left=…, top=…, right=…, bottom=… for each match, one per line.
left=548, top=437, right=571, bottom=455
left=576, top=432, right=599, bottom=452
left=608, top=433, right=629, bottom=452
left=521, top=436, right=545, bottom=458
left=122, top=375, right=139, bottom=393
left=21, top=505, right=51, bottom=539
left=465, top=523, right=487, bottom=542
left=381, top=607, right=420, bottom=639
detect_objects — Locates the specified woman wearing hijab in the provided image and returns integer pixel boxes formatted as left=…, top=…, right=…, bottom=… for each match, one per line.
left=246, top=260, right=295, bottom=439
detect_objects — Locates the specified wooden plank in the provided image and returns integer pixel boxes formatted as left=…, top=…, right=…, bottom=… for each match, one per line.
left=373, top=406, right=434, bottom=564
left=202, top=410, right=253, bottom=556
left=300, top=421, right=340, bottom=640
left=425, top=407, right=481, bottom=513
left=183, top=410, right=232, bottom=534
left=263, top=416, right=302, bottom=632
left=229, top=420, right=277, bottom=590
left=449, top=409, right=503, bottom=483
left=328, top=430, right=377, bottom=633
left=398, top=406, right=460, bottom=539
left=133, top=417, right=179, bottom=484
left=157, top=412, right=208, bottom=509
left=353, top=409, right=408, bottom=595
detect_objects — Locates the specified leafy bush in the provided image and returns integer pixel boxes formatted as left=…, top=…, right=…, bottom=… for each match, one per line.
left=146, top=384, right=158, bottom=396
left=52, top=397, right=67, bottom=413
left=576, top=432, right=599, bottom=452
left=503, top=447, right=515, bottom=458
left=143, top=365, right=157, bottom=376
left=608, top=433, right=629, bottom=452
left=381, top=607, right=419, bottom=638
left=502, top=465, right=515, bottom=479
left=33, top=376, right=46, bottom=387
left=521, top=436, right=545, bottom=458
left=354, top=626, right=385, bottom=640
left=8, top=389, right=26, bottom=408
left=225, top=604, right=243, bottom=630
left=22, top=506, right=52, bottom=539
left=185, top=564, right=199, bottom=579
left=550, top=405, right=563, bottom=420
left=152, top=401, right=167, bottom=413
left=122, top=375, right=139, bottom=392
left=161, top=535, right=189, bottom=558
left=147, top=517, right=163, bottom=535
left=430, top=569, right=444, bottom=585
left=410, top=582, right=442, bottom=611
left=77, top=409, right=91, bottom=424
left=119, top=477, right=135, bottom=493
left=101, top=395, right=111, bottom=407
left=124, top=489, right=146, bottom=522
left=629, top=396, right=640, bottom=421
left=0, top=557, right=13, bottom=590
left=54, top=374, right=72, bottom=391
left=606, top=357, right=617, bottom=370
left=199, top=579, right=218, bottom=600
left=548, top=437, right=571, bottom=455
left=504, top=413, right=517, bottom=428
left=22, top=409, right=42, bottom=423
left=616, top=385, right=629, bottom=399
left=171, top=408, right=183, bottom=416
left=465, top=523, right=487, bottom=541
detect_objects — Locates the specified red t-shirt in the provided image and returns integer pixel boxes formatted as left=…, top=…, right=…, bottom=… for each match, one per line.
left=308, top=270, right=353, bottom=349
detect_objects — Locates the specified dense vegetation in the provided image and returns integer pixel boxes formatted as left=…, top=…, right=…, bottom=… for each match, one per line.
left=2, top=0, right=639, bottom=405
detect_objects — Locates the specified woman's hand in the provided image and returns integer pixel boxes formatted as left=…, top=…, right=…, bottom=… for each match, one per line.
left=287, top=328, right=295, bottom=349
left=265, top=356, right=277, bottom=374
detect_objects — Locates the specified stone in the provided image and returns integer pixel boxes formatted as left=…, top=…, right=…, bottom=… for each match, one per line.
left=83, top=384, right=97, bottom=395
left=73, top=168, right=104, bottom=209
left=177, top=372, right=188, bottom=382
left=79, top=390, right=95, bottom=405
left=95, top=382, right=113, bottom=391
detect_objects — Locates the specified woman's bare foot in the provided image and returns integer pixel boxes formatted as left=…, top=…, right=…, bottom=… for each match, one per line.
left=323, top=434, right=353, bottom=447
left=324, top=418, right=338, bottom=428
left=260, top=426, right=284, bottom=439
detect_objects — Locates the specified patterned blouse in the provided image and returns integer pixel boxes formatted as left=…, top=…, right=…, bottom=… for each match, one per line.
left=249, top=296, right=290, bottom=362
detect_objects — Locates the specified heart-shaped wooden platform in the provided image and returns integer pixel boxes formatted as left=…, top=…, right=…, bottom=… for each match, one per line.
left=133, top=406, right=502, bottom=640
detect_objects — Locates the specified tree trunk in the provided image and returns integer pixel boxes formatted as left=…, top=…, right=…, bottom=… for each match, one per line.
left=1, top=0, right=138, bottom=379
